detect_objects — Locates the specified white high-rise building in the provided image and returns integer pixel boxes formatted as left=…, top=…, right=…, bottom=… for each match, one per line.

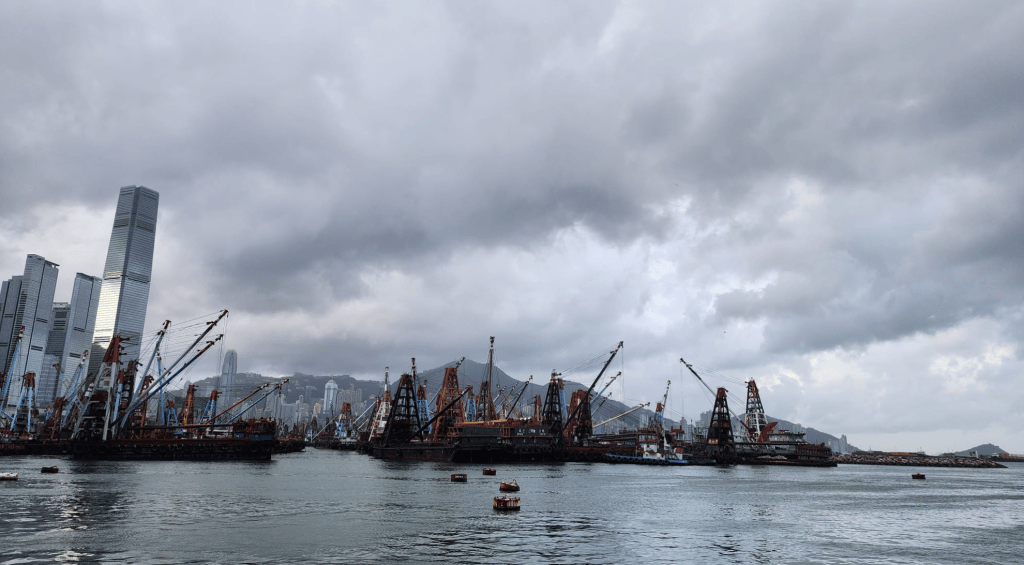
left=2, top=254, right=59, bottom=407
left=89, top=186, right=159, bottom=385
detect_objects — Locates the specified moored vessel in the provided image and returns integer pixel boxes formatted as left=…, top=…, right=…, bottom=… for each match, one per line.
left=493, top=495, right=520, bottom=511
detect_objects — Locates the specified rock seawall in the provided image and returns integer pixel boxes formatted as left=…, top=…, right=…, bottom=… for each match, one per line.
left=832, top=454, right=1006, bottom=468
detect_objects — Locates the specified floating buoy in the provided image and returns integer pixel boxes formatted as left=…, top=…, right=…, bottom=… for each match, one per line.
left=493, top=495, right=520, bottom=511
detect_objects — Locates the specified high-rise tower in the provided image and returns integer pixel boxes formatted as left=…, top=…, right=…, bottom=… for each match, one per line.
left=89, top=186, right=159, bottom=383
left=37, top=302, right=70, bottom=407
left=219, top=349, right=238, bottom=407
left=323, top=379, right=339, bottom=415
left=35, top=273, right=102, bottom=405
left=1, top=254, right=59, bottom=407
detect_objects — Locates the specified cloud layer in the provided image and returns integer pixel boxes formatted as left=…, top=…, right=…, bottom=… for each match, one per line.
left=2, top=1, right=1022, bottom=453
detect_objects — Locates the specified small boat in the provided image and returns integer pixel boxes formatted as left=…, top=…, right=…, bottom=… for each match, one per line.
left=499, top=479, right=520, bottom=492
left=0, top=472, right=17, bottom=481
left=493, top=495, right=520, bottom=511
left=451, top=473, right=468, bottom=482
left=912, top=473, right=926, bottom=480
left=41, top=467, right=59, bottom=474
left=482, top=468, right=496, bottom=475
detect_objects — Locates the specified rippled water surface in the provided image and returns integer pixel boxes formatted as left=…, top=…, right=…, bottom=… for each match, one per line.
left=2, top=450, right=1022, bottom=564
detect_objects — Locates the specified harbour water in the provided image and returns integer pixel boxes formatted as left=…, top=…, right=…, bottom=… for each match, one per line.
left=2, top=449, right=1022, bottom=564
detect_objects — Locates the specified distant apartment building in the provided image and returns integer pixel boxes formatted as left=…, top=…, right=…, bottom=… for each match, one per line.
left=338, top=386, right=362, bottom=405
left=90, top=186, right=159, bottom=384
left=1, top=254, right=59, bottom=407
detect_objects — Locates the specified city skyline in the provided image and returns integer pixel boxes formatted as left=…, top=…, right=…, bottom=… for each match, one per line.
left=1, top=2, right=1022, bottom=454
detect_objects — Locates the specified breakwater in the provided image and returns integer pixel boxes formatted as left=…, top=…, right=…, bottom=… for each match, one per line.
left=832, top=453, right=1006, bottom=468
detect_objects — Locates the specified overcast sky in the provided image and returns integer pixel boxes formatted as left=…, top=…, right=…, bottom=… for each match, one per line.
left=2, top=1, right=1021, bottom=454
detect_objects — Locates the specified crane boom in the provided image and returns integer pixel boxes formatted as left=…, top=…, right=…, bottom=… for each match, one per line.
left=595, top=402, right=650, bottom=428
left=680, top=357, right=736, bottom=420
left=564, top=341, right=623, bottom=432
left=591, top=372, right=619, bottom=407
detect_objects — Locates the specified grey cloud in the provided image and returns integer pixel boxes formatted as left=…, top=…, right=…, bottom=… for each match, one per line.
left=3, top=1, right=1024, bottom=452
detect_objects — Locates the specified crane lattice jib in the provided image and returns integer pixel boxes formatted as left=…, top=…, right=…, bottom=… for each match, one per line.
left=380, top=373, right=422, bottom=446
left=707, top=387, right=736, bottom=463
left=564, top=389, right=593, bottom=442
left=431, top=366, right=465, bottom=442
left=744, top=379, right=769, bottom=442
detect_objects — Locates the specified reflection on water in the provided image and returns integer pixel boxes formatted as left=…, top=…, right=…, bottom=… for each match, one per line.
left=1, top=452, right=1023, bottom=564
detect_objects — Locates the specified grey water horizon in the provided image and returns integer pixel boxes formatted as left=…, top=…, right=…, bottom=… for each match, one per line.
left=2, top=449, right=1022, bottom=564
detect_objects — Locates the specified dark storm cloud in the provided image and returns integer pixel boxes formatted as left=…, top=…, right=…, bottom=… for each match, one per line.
left=3, top=1, right=1023, bottom=451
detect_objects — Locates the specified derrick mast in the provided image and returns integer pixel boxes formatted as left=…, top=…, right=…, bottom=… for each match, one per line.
left=380, top=372, right=422, bottom=446
left=744, top=379, right=769, bottom=442
left=431, top=366, right=465, bottom=442
left=564, top=389, right=592, bottom=443
left=9, top=372, right=37, bottom=435
left=70, top=334, right=128, bottom=441
left=179, top=384, right=197, bottom=426
left=368, top=368, right=392, bottom=440
left=542, top=373, right=565, bottom=444
left=654, top=380, right=670, bottom=434
left=707, top=387, right=736, bottom=462
left=477, top=336, right=498, bottom=421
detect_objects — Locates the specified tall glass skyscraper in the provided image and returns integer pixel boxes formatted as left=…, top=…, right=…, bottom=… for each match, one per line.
left=37, top=302, right=70, bottom=407
left=36, top=273, right=102, bottom=405
left=89, top=186, right=159, bottom=384
left=219, top=349, right=238, bottom=407
left=0, top=276, right=24, bottom=375
left=1, top=254, right=59, bottom=407
left=323, top=379, right=339, bottom=415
